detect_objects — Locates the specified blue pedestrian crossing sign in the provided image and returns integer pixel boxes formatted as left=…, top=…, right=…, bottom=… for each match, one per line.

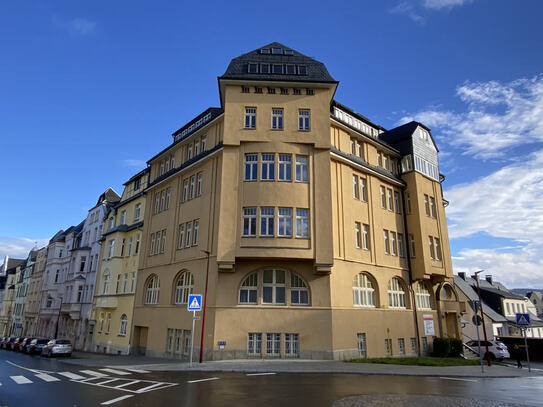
left=187, top=294, right=202, bottom=311
left=516, top=313, right=531, bottom=326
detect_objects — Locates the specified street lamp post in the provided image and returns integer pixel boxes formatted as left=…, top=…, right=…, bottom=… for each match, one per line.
left=54, top=296, right=63, bottom=339
left=473, top=270, right=491, bottom=366
left=199, top=250, right=210, bottom=363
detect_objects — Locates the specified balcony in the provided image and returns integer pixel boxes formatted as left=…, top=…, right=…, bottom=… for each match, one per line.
left=61, top=302, right=82, bottom=319
left=95, top=296, right=118, bottom=309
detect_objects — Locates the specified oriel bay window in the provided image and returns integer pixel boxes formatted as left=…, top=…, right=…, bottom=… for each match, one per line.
left=295, top=209, right=309, bottom=238
left=260, top=207, right=274, bottom=236
left=243, top=207, right=257, bottom=236
left=278, top=208, right=292, bottom=236
left=239, top=269, right=310, bottom=306
left=244, top=154, right=258, bottom=181
left=278, top=154, right=292, bottom=181
left=261, top=154, right=275, bottom=180
left=295, top=156, right=308, bottom=182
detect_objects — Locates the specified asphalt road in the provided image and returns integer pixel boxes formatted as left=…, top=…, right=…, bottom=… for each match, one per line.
left=1, top=350, right=543, bottom=407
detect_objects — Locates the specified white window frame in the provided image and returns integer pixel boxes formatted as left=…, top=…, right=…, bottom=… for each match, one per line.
left=416, top=283, right=432, bottom=310
left=295, top=208, right=309, bottom=238
left=261, top=154, right=275, bottom=181
left=353, top=273, right=376, bottom=307
left=244, top=154, right=258, bottom=181
left=285, top=333, right=299, bottom=357
left=193, top=219, right=199, bottom=246
left=277, top=208, right=292, bottom=237
left=388, top=277, right=406, bottom=308
left=355, top=222, right=361, bottom=248
left=290, top=273, right=309, bottom=305
left=362, top=224, right=370, bottom=250
left=271, top=108, right=283, bottom=130
left=145, top=275, right=160, bottom=305
left=239, top=273, right=258, bottom=304
left=266, top=333, right=281, bottom=357
left=298, top=109, right=310, bottom=131
left=243, top=207, right=257, bottom=237
left=262, top=269, right=286, bottom=305
left=260, top=207, right=274, bottom=237
left=185, top=222, right=192, bottom=248
left=278, top=154, right=292, bottom=181
left=174, top=272, right=194, bottom=305
left=245, top=107, right=256, bottom=129
left=248, top=333, right=262, bottom=356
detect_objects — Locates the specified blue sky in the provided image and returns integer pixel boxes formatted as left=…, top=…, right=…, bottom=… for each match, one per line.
left=1, top=0, right=542, bottom=288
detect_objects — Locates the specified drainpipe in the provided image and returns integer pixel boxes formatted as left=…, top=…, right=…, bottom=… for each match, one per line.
left=401, top=185, right=422, bottom=357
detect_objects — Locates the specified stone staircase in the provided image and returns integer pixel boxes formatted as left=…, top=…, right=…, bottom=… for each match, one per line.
left=462, top=343, right=482, bottom=360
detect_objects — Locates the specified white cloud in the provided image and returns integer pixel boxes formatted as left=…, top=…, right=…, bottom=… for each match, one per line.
left=122, top=159, right=147, bottom=170
left=401, top=76, right=543, bottom=159
left=53, top=17, right=97, bottom=36
left=422, top=0, right=475, bottom=10
left=390, top=2, right=425, bottom=24
left=0, top=237, right=49, bottom=263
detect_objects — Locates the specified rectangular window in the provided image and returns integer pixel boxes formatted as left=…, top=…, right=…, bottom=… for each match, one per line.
left=197, top=172, right=203, bottom=196
left=353, top=175, right=359, bottom=199
left=245, top=154, right=258, bottom=181
left=135, top=234, right=140, bottom=254
left=185, top=222, right=192, bottom=248
left=260, top=207, right=274, bottom=237
left=116, top=274, right=121, bottom=293
left=174, top=329, right=182, bottom=353
left=435, top=237, right=442, bottom=261
left=298, top=109, right=310, bottom=131
left=160, top=190, right=165, bottom=211
left=245, top=107, right=256, bottom=129
left=261, top=154, right=275, bottom=180
left=380, top=186, right=386, bottom=208
left=424, top=194, right=430, bottom=216
left=266, top=333, right=281, bottom=356
left=387, top=188, right=393, bottom=211
left=357, top=333, right=367, bottom=358
left=182, top=330, right=191, bottom=355
left=194, top=140, right=199, bottom=156
left=154, top=194, right=160, bottom=214
left=79, top=256, right=86, bottom=272
left=182, top=179, right=189, bottom=202
left=130, top=272, right=135, bottom=293
left=272, top=64, right=283, bottom=73
left=405, top=192, right=412, bottom=214
left=398, top=233, right=405, bottom=257
left=278, top=154, right=292, bottom=181
left=121, top=210, right=126, bottom=224
left=355, top=222, right=361, bottom=248
left=187, top=143, right=193, bottom=160
left=127, top=237, right=132, bottom=256
left=108, top=239, right=115, bottom=259
left=278, top=208, right=292, bottom=237
left=178, top=224, right=185, bottom=249
left=384, top=230, right=390, bottom=254
left=285, top=64, right=296, bottom=74
left=193, top=220, right=199, bottom=246
left=398, top=338, right=405, bottom=355
left=201, top=135, right=207, bottom=151
left=161, top=230, right=167, bottom=253
left=409, top=234, right=416, bottom=258
left=123, top=273, right=128, bottom=293
left=189, top=175, right=195, bottom=199
left=391, top=232, right=397, bottom=256
left=430, top=197, right=437, bottom=218
left=135, top=203, right=141, bottom=221
left=350, top=139, right=355, bottom=155
left=271, top=109, right=283, bottom=130
left=260, top=64, right=270, bottom=73
left=410, top=338, right=417, bottom=354
left=155, top=233, right=161, bottom=255
left=422, top=337, right=428, bottom=353
left=166, top=328, right=174, bottom=352
left=166, top=188, right=171, bottom=209
left=295, top=156, right=308, bottom=182
left=362, top=224, right=370, bottom=250
left=429, top=236, right=435, bottom=259
left=285, top=333, right=299, bottom=357
left=359, top=178, right=367, bottom=202
left=120, top=239, right=125, bottom=256
left=296, top=209, right=309, bottom=238
left=243, top=208, right=257, bottom=237
left=248, top=333, right=262, bottom=356
left=385, top=339, right=392, bottom=356
left=394, top=191, right=401, bottom=213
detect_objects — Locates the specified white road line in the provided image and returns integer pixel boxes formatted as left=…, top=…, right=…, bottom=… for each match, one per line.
left=58, top=371, right=86, bottom=380
left=99, top=368, right=132, bottom=376
left=35, top=373, right=61, bottom=382
left=117, top=368, right=150, bottom=373
left=100, top=395, right=134, bottom=405
left=10, top=375, right=33, bottom=384
left=246, top=372, right=277, bottom=376
left=115, top=380, right=141, bottom=388
left=80, top=370, right=108, bottom=377
left=136, top=382, right=167, bottom=393
left=6, top=360, right=52, bottom=374
left=96, top=378, right=122, bottom=385
left=439, top=377, right=478, bottom=382
left=187, top=377, right=220, bottom=384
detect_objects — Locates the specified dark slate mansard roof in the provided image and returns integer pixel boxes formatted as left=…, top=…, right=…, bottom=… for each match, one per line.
left=220, top=42, right=337, bottom=84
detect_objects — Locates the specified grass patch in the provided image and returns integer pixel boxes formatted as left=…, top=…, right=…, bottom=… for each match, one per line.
left=346, top=357, right=482, bottom=366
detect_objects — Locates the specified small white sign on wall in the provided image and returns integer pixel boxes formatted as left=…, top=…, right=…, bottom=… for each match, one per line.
left=423, top=314, right=435, bottom=335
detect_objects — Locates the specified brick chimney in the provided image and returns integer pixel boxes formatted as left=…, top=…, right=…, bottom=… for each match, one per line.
left=458, top=272, right=466, bottom=280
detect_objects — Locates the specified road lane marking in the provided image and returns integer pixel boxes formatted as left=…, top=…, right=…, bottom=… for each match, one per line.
left=136, top=382, right=167, bottom=392
left=117, top=368, right=150, bottom=373
left=58, top=371, right=86, bottom=380
left=6, top=360, right=52, bottom=374
left=439, top=377, right=478, bottom=382
left=96, top=378, right=122, bottom=385
left=246, top=372, right=276, bottom=376
left=187, top=377, right=220, bottom=384
left=115, top=380, right=141, bottom=388
left=80, top=370, right=108, bottom=377
left=100, top=395, right=134, bottom=405
left=10, top=375, right=33, bottom=384
left=35, top=373, right=61, bottom=382
left=100, top=368, right=131, bottom=375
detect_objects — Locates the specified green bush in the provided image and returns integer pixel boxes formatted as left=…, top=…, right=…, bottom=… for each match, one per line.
left=433, top=337, right=463, bottom=357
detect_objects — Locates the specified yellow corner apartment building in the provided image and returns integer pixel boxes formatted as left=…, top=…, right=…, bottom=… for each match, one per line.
left=131, top=42, right=461, bottom=360
left=92, top=169, right=149, bottom=354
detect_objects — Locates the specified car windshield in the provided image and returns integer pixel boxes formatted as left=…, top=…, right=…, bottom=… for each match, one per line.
left=56, top=340, right=71, bottom=345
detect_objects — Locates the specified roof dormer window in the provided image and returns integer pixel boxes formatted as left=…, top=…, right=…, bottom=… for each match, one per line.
left=271, top=47, right=282, bottom=55
left=260, top=48, right=270, bottom=54
left=285, top=64, right=296, bottom=74
left=260, top=64, right=270, bottom=74
left=272, top=64, right=283, bottom=74
left=284, top=49, right=294, bottom=56
left=298, top=66, right=308, bottom=75
left=248, top=63, right=258, bottom=73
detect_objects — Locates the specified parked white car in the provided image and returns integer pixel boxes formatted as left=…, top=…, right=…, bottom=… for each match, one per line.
left=466, top=340, right=510, bottom=360
left=41, top=339, right=73, bottom=357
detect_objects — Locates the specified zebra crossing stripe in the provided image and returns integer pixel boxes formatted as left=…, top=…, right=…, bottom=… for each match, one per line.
left=35, top=373, right=61, bottom=382
left=10, top=375, right=33, bottom=384
left=118, top=368, right=150, bottom=373
left=100, top=395, right=134, bottom=405
left=58, top=372, right=86, bottom=380
left=80, top=370, right=108, bottom=377
left=99, top=368, right=131, bottom=376
left=115, top=380, right=141, bottom=388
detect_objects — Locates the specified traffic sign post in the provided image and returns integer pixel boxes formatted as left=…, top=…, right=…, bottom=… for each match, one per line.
left=188, top=295, right=202, bottom=368
left=516, top=313, right=531, bottom=372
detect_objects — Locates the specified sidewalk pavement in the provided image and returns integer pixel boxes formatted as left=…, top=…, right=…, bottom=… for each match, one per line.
left=58, top=352, right=543, bottom=378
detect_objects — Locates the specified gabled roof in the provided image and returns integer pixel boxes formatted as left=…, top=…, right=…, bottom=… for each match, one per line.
left=123, top=167, right=150, bottom=186
left=1, top=258, right=25, bottom=274
left=378, top=121, right=439, bottom=153
left=220, top=42, right=337, bottom=84
left=95, top=187, right=121, bottom=207
left=454, top=276, right=508, bottom=322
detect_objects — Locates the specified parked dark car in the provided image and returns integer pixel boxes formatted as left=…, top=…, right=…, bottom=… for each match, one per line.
left=41, top=339, right=72, bottom=357
left=19, top=337, right=36, bottom=353
left=10, top=337, right=23, bottom=351
left=0, top=337, right=7, bottom=348
left=27, top=338, right=49, bottom=354
left=2, top=337, right=16, bottom=349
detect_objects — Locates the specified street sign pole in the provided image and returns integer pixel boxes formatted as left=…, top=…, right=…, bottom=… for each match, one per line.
left=523, top=328, right=531, bottom=373
left=190, top=310, right=195, bottom=368
left=474, top=301, right=484, bottom=374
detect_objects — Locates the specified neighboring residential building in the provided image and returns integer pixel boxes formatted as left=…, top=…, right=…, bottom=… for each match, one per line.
left=14, top=250, right=38, bottom=336
left=0, top=257, right=25, bottom=336
left=23, top=247, right=47, bottom=337
left=92, top=169, right=148, bottom=354
left=56, top=188, right=120, bottom=350
left=527, top=291, right=543, bottom=317
left=132, top=42, right=460, bottom=360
